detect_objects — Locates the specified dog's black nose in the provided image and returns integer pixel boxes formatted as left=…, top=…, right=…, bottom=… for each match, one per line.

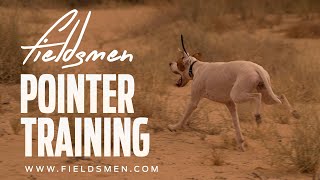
left=169, top=62, right=172, bottom=66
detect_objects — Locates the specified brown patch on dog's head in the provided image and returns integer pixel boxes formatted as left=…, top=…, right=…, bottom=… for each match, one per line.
left=170, top=51, right=202, bottom=87
left=176, top=57, right=185, bottom=71
left=176, top=52, right=201, bottom=71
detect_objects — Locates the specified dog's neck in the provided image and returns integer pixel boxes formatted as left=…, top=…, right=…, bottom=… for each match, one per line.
left=188, top=60, right=198, bottom=79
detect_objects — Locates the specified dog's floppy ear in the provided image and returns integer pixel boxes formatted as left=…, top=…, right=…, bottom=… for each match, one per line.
left=192, top=52, right=202, bottom=61
left=177, top=57, right=186, bottom=71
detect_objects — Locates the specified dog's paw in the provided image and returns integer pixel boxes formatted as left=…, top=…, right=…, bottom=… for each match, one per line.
left=168, top=123, right=188, bottom=132
left=291, top=110, right=300, bottom=119
left=236, top=139, right=246, bottom=152
left=168, top=124, right=180, bottom=132
left=238, top=142, right=246, bottom=152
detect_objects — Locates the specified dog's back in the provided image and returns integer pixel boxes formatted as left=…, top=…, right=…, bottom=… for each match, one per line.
left=193, top=60, right=279, bottom=104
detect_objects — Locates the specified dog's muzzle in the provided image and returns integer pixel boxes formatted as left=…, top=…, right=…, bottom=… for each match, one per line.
left=169, top=62, right=185, bottom=87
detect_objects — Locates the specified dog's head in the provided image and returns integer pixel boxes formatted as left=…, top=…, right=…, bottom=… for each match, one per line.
left=169, top=35, right=201, bottom=87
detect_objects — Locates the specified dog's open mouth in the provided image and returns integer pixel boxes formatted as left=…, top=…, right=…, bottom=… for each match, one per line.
left=176, top=75, right=182, bottom=87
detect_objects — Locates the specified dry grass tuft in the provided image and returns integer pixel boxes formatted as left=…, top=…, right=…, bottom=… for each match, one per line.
left=211, top=148, right=224, bottom=166
left=270, top=105, right=291, bottom=124
left=208, top=126, right=223, bottom=135
left=270, top=106, right=320, bottom=173
left=290, top=107, right=320, bottom=173
left=10, top=118, right=22, bottom=135
left=147, top=124, right=164, bottom=133
left=221, top=134, right=237, bottom=149
left=286, top=22, right=320, bottom=39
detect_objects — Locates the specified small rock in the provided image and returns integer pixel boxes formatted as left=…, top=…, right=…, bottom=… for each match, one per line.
left=27, top=175, right=36, bottom=180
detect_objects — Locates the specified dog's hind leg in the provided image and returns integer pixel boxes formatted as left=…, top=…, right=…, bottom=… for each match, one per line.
left=278, top=94, right=300, bottom=119
left=232, top=92, right=262, bottom=125
left=168, top=96, right=201, bottom=131
left=226, top=101, right=245, bottom=151
left=259, top=86, right=300, bottom=119
left=230, top=77, right=263, bottom=125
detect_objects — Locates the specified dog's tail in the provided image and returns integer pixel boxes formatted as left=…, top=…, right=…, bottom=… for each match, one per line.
left=255, top=65, right=282, bottom=104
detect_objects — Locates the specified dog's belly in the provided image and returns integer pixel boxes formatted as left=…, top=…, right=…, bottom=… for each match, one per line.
left=203, top=88, right=232, bottom=103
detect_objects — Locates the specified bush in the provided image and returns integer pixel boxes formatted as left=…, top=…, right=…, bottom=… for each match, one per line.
left=270, top=107, right=320, bottom=173
left=286, top=22, right=320, bottom=39
left=0, top=12, right=25, bottom=84
left=291, top=108, right=320, bottom=173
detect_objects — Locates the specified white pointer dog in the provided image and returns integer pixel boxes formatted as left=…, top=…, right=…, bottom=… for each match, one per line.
left=168, top=35, right=299, bottom=151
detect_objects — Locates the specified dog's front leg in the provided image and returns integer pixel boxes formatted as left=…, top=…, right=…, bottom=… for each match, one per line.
left=225, top=101, right=246, bottom=151
left=168, top=97, right=200, bottom=131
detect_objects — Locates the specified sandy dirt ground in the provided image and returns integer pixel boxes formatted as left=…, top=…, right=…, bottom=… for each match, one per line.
left=0, top=6, right=317, bottom=180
